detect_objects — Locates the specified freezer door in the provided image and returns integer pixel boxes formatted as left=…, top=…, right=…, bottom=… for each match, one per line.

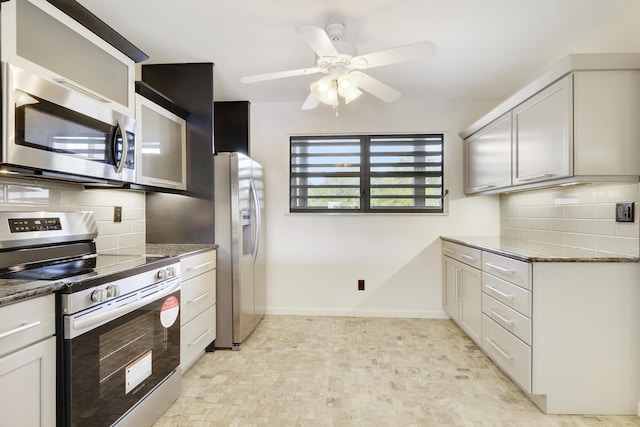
left=251, top=159, right=266, bottom=325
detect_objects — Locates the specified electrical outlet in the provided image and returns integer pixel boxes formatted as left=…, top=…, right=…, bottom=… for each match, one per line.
left=114, top=206, right=122, bottom=223
left=358, top=279, right=365, bottom=291
left=616, top=202, right=634, bottom=222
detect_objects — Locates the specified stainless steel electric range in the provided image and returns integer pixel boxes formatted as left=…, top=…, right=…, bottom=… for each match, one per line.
left=0, top=211, right=181, bottom=427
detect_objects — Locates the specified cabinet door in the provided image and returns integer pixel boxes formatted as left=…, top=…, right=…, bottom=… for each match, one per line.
left=1, top=0, right=135, bottom=115
left=443, top=257, right=460, bottom=321
left=135, top=95, right=187, bottom=190
left=459, top=265, right=482, bottom=344
left=465, top=113, right=512, bottom=194
left=513, top=76, right=572, bottom=185
left=0, top=336, right=55, bottom=427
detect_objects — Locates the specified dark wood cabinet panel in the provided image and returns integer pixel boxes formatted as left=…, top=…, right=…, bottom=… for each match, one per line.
left=214, top=101, right=250, bottom=156
left=142, top=63, right=215, bottom=244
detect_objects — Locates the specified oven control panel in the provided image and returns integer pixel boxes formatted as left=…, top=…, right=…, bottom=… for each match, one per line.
left=8, top=217, right=62, bottom=233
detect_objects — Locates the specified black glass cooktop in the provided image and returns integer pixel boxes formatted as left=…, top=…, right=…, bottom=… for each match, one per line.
left=0, top=253, right=171, bottom=283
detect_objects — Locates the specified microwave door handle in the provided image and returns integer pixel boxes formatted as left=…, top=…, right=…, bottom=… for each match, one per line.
left=112, top=119, right=128, bottom=173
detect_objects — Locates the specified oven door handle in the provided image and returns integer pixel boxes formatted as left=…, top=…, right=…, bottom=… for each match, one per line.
left=72, top=279, right=180, bottom=333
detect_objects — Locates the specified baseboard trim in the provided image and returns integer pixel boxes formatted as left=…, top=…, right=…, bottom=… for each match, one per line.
left=265, top=307, right=449, bottom=319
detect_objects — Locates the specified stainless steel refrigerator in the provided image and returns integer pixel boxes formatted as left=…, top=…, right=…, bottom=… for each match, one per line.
left=214, top=152, right=266, bottom=349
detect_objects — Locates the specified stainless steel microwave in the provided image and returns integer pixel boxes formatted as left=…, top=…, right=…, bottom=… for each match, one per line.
left=1, top=63, right=136, bottom=183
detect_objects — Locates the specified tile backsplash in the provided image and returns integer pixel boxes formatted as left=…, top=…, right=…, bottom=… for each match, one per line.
left=0, top=176, right=145, bottom=252
left=500, top=182, right=640, bottom=256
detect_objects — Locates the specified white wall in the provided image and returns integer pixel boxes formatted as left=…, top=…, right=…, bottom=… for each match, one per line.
left=248, top=0, right=640, bottom=319
left=250, top=98, right=500, bottom=318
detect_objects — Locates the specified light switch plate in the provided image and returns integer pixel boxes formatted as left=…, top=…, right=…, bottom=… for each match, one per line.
left=615, top=202, right=634, bottom=222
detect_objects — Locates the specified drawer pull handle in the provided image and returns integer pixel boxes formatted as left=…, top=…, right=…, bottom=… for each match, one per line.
left=486, top=308, right=514, bottom=327
left=189, top=328, right=214, bottom=347
left=485, top=262, right=514, bottom=275
left=520, top=173, right=555, bottom=182
left=188, top=291, right=212, bottom=304
left=484, top=285, right=514, bottom=300
left=460, top=253, right=477, bottom=262
left=149, top=180, right=179, bottom=188
left=53, top=78, right=110, bottom=103
left=0, top=321, right=41, bottom=339
left=443, top=248, right=456, bottom=255
left=485, top=337, right=513, bottom=360
left=472, top=184, right=496, bottom=191
left=187, top=261, right=213, bottom=271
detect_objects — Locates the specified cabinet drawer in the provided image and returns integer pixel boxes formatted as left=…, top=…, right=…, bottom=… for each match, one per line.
left=482, top=272, right=531, bottom=317
left=0, top=295, right=55, bottom=358
left=181, top=250, right=216, bottom=282
left=482, top=314, right=531, bottom=392
left=482, top=252, right=531, bottom=290
left=442, top=241, right=482, bottom=269
left=482, top=293, right=531, bottom=345
left=181, top=305, right=216, bottom=371
left=181, top=269, right=216, bottom=325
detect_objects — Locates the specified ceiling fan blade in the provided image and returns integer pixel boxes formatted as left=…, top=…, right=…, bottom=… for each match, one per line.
left=296, top=26, right=339, bottom=58
left=241, top=67, right=321, bottom=84
left=352, top=41, right=436, bottom=70
left=301, top=93, right=320, bottom=110
left=352, top=71, right=401, bottom=102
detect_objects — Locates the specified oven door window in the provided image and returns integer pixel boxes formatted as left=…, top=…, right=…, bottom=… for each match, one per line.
left=64, top=291, right=180, bottom=427
left=14, top=90, right=134, bottom=171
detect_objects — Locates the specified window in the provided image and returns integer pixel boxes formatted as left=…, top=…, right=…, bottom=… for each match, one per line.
left=290, top=134, right=444, bottom=213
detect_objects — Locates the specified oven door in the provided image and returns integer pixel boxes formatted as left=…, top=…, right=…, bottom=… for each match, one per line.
left=60, top=279, right=180, bottom=427
left=2, top=63, right=136, bottom=183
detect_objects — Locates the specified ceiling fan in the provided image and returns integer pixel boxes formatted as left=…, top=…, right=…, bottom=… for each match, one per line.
left=240, top=23, right=436, bottom=110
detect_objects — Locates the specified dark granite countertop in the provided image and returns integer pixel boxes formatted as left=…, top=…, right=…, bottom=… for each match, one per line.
left=440, top=236, right=639, bottom=263
left=0, top=243, right=218, bottom=307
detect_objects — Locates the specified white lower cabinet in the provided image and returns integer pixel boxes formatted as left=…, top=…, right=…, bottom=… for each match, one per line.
left=181, top=305, right=216, bottom=369
left=0, top=295, right=55, bottom=427
left=442, top=239, right=640, bottom=415
left=442, top=242, right=482, bottom=344
left=482, top=314, right=531, bottom=392
left=180, top=249, right=217, bottom=372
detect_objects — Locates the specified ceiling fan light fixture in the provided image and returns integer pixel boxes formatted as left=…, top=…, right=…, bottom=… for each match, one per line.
left=310, top=76, right=338, bottom=106
left=337, top=73, right=360, bottom=98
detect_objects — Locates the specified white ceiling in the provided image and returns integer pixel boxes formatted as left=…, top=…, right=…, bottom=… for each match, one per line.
left=78, top=0, right=626, bottom=106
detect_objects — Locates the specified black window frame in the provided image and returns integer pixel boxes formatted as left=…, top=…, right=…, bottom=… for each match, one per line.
left=289, top=133, right=445, bottom=214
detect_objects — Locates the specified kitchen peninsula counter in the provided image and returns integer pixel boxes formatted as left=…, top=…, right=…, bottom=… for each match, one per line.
left=441, top=235, right=640, bottom=415
left=440, top=235, right=639, bottom=263
left=0, top=243, right=218, bottom=306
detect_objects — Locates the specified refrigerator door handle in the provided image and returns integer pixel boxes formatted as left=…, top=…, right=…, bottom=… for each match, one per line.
left=250, top=178, right=261, bottom=264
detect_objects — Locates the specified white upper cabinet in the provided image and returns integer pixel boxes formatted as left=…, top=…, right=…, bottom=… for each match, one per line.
left=1, top=0, right=135, bottom=115
left=135, top=94, right=187, bottom=190
left=512, top=76, right=572, bottom=185
left=465, top=113, right=512, bottom=194
left=572, top=70, right=640, bottom=176
left=461, top=54, right=640, bottom=194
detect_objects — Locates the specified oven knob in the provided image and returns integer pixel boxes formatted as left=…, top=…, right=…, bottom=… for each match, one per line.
left=91, top=288, right=107, bottom=302
left=157, top=269, right=167, bottom=280
left=168, top=267, right=177, bottom=277
left=106, top=285, right=120, bottom=298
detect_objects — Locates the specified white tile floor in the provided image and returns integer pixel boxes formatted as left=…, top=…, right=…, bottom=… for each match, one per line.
left=154, top=316, right=640, bottom=426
